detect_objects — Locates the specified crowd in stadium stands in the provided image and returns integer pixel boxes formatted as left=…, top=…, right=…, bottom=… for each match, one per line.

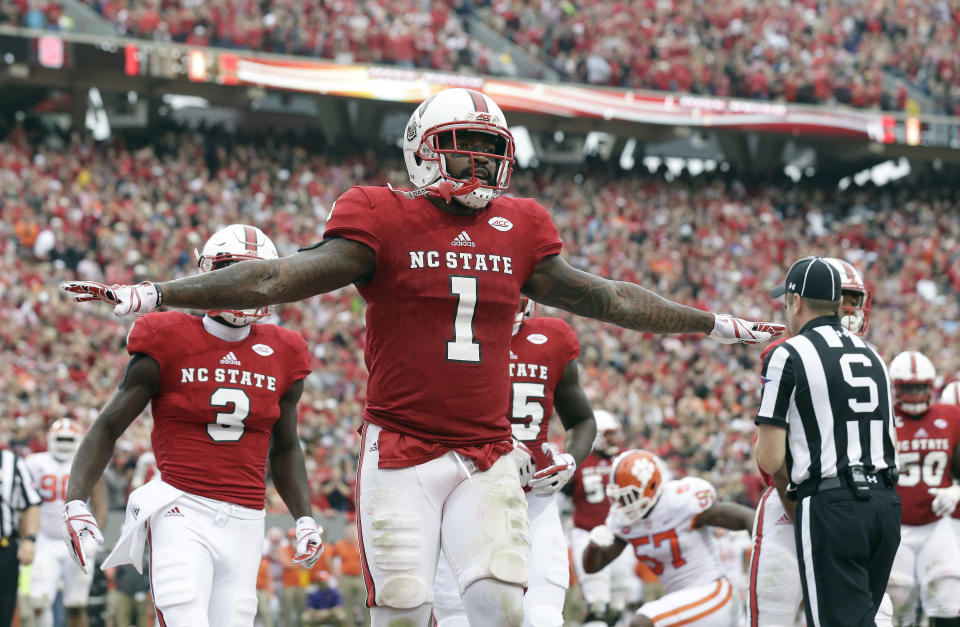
left=6, top=0, right=960, bottom=113
left=3, top=122, right=959, bottom=523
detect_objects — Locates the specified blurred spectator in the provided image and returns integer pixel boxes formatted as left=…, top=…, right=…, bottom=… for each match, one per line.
left=301, top=572, right=345, bottom=627
left=278, top=529, right=310, bottom=627
left=256, top=529, right=281, bottom=627
left=105, top=563, right=151, bottom=627
left=328, top=522, right=367, bottom=626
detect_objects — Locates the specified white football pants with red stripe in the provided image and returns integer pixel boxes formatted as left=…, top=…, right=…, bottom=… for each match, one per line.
left=147, top=492, right=265, bottom=627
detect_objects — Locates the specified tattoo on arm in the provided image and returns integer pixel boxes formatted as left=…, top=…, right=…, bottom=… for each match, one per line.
left=524, top=256, right=713, bottom=334
left=157, top=238, right=375, bottom=311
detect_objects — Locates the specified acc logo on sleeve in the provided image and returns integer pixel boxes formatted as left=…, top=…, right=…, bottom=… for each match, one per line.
left=526, top=333, right=548, bottom=345
left=488, top=217, right=513, bottom=232
left=252, top=344, right=274, bottom=356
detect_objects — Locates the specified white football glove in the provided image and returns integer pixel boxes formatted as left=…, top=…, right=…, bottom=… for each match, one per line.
left=291, top=516, right=324, bottom=569
left=528, top=444, right=576, bottom=497
left=509, top=439, right=536, bottom=488
left=709, top=314, right=785, bottom=345
left=588, top=525, right=616, bottom=548
left=61, top=281, right=160, bottom=317
left=928, top=485, right=960, bottom=517
left=62, top=500, right=104, bottom=574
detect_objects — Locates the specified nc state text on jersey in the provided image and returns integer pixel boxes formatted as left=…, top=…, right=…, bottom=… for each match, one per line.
left=509, top=362, right=549, bottom=380
left=409, top=251, right=513, bottom=274
left=898, top=437, right=951, bottom=452
left=180, top=367, right=277, bottom=391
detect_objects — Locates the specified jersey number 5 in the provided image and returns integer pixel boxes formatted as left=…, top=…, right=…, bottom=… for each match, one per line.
left=207, top=388, right=250, bottom=442
left=510, top=382, right=546, bottom=441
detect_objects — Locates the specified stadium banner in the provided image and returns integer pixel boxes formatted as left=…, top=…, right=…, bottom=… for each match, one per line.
left=0, top=26, right=957, bottom=150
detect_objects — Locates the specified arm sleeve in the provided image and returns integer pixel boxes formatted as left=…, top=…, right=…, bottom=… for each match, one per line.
left=322, top=187, right=383, bottom=256
left=528, top=200, right=563, bottom=265
left=285, top=331, right=312, bottom=384
left=16, top=456, right=42, bottom=509
left=125, top=316, right=165, bottom=367
left=755, top=344, right=794, bottom=429
left=682, top=477, right=717, bottom=528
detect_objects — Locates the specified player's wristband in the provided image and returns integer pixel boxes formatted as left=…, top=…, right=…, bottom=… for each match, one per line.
left=22, top=534, right=36, bottom=542
left=154, top=283, right=163, bottom=307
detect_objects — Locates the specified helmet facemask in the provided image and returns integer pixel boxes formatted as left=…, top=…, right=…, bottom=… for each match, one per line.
left=196, top=224, right=279, bottom=327
left=607, top=451, right=665, bottom=523
left=839, top=288, right=871, bottom=335
left=512, top=297, right=536, bottom=334
left=48, top=419, right=82, bottom=462
left=889, top=350, right=936, bottom=416
left=420, top=124, right=514, bottom=209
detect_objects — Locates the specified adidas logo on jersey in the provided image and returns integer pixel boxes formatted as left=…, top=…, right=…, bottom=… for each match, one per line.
left=775, top=513, right=792, bottom=526
left=220, top=352, right=241, bottom=366
left=451, top=231, right=476, bottom=247
left=914, top=427, right=929, bottom=438
left=164, top=506, right=184, bottom=518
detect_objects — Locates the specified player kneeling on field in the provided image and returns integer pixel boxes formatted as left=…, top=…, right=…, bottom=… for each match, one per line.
left=583, top=450, right=754, bottom=627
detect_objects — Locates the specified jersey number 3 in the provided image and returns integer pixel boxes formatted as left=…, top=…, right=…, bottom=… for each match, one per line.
left=207, top=388, right=250, bottom=442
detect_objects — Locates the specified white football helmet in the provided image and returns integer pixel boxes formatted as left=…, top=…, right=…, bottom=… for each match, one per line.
left=824, top=258, right=871, bottom=335
left=196, top=224, right=279, bottom=326
left=593, top=410, right=625, bottom=457
left=606, top=449, right=666, bottom=523
left=48, top=418, right=83, bottom=462
left=512, top=297, right=536, bottom=334
left=941, top=380, right=960, bottom=408
left=402, top=88, right=515, bottom=210
left=889, top=350, right=936, bottom=415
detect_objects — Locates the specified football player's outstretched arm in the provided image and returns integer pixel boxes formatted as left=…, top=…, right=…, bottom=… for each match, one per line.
left=268, top=379, right=313, bottom=520
left=524, top=255, right=784, bottom=344
left=65, top=354, right=160, bottom=503
left=554, top=359, right=596, bottom=466
left=694, top=501, right=756, bottom=532
left=62, top=237, right=376, bottom=315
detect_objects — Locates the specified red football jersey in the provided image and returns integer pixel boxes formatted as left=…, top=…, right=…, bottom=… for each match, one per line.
left=323, top=186, right=563, bottom=453
left=569, top=452, right=618, bottom=530
left=895, top=403, right=960, bottom=525
left=127, top=312, right=311, bottom=508
left=508, top=317, right=580, bottom=470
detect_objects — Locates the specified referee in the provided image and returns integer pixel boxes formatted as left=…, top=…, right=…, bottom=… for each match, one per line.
left=1, top=447, right=42, bottom=625
left=755, top=256, right=901, bottom=627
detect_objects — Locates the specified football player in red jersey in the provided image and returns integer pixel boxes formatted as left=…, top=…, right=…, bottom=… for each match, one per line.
left=940, top=381, right=960, bottom=548
left=61, top=225, right=323, bottom=627
left=566, top=409, right=635, bottom=627
left=749, top=257, right=896, bottom=627
left=62, top=88, right=783, bottom=627
left=886, top=350, right=960, bottom=626
left=433, top=298, right=597, bottom=627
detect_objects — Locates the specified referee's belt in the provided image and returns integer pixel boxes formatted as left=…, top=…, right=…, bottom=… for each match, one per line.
left=794, top=468, right=896, bottom=500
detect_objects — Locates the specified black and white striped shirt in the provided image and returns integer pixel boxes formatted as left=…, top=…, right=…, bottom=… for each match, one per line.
left=756, top=316, right=898, bottom=486
left=0, top=448, right=42, bottom=538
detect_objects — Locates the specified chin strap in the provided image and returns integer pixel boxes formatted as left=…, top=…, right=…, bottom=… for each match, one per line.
left=387, top=178, right=480, bottom=204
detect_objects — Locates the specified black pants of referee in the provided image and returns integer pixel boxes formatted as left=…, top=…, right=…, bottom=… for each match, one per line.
left=0, top=539, right=21, bottom=626
left=795, top=486, right=901, bottom=627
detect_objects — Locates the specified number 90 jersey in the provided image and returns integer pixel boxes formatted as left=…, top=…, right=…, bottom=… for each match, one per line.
left=607, top=477, right=726, bottom=594
left=127, top=311, right=311, bottom=509
left=895, top=403, right=960, bottom=526
left=323, top=186, right=562, bottom=450
left=508, top=317, right=580, bottom=470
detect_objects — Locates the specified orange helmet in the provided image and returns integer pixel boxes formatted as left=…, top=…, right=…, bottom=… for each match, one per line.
left=606, top=449, right=665, bottom=523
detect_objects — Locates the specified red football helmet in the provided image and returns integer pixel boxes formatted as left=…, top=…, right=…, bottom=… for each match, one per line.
left=889, top=350, right=936, bottom=416
left=513, top=297, right=536, bottom=333
left=825, top=258, right=871, bottom=335
left=606, top=449, right=665, bottom=523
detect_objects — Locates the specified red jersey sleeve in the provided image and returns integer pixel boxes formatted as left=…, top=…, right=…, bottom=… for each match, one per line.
left=282, top=329, right=312, bottom=386
left=126, top=314, right=166, bottom=366
left=556, top=318, right=581, bottom=365
left=528, top=199, right=563, bottom=264
left=323, top=186, right=383, bottom=255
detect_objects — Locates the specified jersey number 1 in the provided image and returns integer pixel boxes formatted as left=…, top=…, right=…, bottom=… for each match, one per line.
left=207, top=388, right=250, bottom=442
left=447, top=276, right=481, bottom=362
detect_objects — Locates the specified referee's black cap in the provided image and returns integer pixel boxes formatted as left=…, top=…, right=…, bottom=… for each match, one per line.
left=771, top=256, right=842, bottom=301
